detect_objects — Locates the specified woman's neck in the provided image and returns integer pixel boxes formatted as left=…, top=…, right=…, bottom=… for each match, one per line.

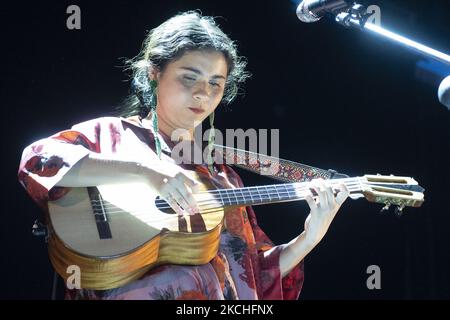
left=144, top=113, right=195, bottom=141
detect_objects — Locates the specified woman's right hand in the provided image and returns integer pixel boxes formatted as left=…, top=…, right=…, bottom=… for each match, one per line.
left=138, top=162, right=201, bottom=216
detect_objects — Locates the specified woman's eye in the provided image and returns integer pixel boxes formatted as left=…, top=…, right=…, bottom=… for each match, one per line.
left=209, top=82, right=220, bottom=88
left=183, top=75, right=196, bottom=81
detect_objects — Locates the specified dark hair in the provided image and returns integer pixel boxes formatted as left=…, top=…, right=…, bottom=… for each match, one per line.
left=117, top=10, right=250, bottom=118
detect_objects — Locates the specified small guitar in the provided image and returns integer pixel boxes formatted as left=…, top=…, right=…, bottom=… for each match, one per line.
left=47, top=174, right=424, bottom=290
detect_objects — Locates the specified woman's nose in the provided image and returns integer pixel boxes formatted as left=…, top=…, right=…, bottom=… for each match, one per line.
left=193, top=82, right=210, bottom=101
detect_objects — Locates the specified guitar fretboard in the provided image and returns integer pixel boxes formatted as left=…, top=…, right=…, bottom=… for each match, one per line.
left=212, top=184, right=302, bottom=207
left=207, top=178, right=362, bottom=208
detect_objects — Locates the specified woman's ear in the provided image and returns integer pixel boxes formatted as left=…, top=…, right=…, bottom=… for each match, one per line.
left=148, top=67, right=161, bottom=82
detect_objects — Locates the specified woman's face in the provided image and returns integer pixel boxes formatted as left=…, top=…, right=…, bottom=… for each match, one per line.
left=151, top=50, right=228, bottom=137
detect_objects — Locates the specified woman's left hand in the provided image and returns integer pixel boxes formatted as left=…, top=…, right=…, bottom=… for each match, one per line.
left=303, top=178, right=349, bottom=246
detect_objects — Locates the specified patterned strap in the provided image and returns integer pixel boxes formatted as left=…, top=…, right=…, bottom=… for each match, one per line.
left=213, top=144, right=348, bottom=183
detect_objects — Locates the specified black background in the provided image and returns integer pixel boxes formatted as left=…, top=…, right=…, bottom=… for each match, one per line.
left=3, top=0, right=450, bottom=299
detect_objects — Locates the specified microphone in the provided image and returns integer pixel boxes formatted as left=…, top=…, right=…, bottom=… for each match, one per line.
left=296, top=0, right=352, bottom=23
left=438, top=75, right=450, bottom=110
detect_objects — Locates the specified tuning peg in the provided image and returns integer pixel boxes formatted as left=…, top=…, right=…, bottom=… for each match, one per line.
left=379, top=203, right=391, bottom=214
left=394, top=204, right=406, bottom=217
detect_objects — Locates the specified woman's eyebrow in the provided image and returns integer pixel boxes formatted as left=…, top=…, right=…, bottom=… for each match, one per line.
left=180, top=66, right=226, bottom=80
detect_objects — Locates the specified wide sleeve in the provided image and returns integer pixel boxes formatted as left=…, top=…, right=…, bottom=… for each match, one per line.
left=17, top=117, right=121, bottom=211
left=246, top=205, right=305, bottom=300
left=221, top=165, right=305, bottom=300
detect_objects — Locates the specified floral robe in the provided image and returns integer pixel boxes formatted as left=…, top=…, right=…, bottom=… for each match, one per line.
left=17, top=116, right=304, bottom=300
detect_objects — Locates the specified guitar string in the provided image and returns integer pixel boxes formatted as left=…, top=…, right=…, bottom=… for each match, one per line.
left=89, top=182, right=364, bottom=215
left=83, top=184, right=364, bottom=221
left=90, top=178, right=363, bottom=211
left=62, top=190, right=355, bottom=225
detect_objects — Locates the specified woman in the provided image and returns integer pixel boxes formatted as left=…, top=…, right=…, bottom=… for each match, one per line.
left=18, top=11, right=349, bottom=300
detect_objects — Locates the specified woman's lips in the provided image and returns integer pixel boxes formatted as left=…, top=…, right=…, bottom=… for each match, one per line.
left=188, top=107, right=205, bottom=114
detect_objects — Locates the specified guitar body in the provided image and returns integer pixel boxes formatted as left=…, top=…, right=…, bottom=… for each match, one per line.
left=48, top=178, right=225, bottom=290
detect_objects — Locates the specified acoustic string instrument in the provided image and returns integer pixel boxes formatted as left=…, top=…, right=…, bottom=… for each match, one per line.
left=47, top=173, right=424, bottom=289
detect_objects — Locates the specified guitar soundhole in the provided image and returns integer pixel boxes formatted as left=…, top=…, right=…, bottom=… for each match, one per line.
left=155, top=196, right=176, bottom=214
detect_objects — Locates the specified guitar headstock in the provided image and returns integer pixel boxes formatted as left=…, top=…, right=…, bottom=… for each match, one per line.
left=359, top=174, right=425, bottom=216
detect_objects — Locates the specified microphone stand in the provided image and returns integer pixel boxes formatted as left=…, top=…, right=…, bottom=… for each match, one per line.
left=331, top=3, right=450, bottom=108
left=334, top=3, right=450, bottom=66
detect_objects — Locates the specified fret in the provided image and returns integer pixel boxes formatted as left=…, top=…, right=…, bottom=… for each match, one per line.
left=278, top=185, right=288, bottom=200
left=258, top=186, right=269, bottom=203
left=264, top=186, right=272, bottom=202
left=217, top=189, right=225, bottom=206
left=248, top=187, right=254, bottom=203
left=274, top=185, right=281, bottom=201
left=282, top=185, right=290, bottom=199
left=239, top=188, right=249, bottom=205
left=222, top=189, right=229, bottom=205
left=282, top=184, right=290, bottom=199
left=262, top=187, right=271, bottom=202
left=266, top=186, right=278, bottom=201
left=224, top=189, right=235, bottom=205
left=246, top=188, right=254, bottom=204
left=238, top=188, right=246, bottom=205
left=284, top=184, right=295, bottom=200
left=218, top=190, right=227, bottom=206
left=255, top=187, right=263, bottom=203
left=225, top=190, right=234, bottom=206
left=232, top=189, right=239, bottom=205
left=231, top=189, right=241, bottom=205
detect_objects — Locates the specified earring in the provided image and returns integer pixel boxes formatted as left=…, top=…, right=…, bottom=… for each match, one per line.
left=207, top=112, right=215, bottom=174
left=148, top=80, right=161, bottom=158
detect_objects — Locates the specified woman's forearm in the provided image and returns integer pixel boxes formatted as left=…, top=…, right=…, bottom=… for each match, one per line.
left=55, top=153, right=144, bottom=187
left=278, top=231, right=317, bottom=278
left=277, top=180, right=349, bottom=278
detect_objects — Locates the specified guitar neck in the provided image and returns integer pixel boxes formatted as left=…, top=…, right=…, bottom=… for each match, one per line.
left=206, top=177, right=362, bottom=208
